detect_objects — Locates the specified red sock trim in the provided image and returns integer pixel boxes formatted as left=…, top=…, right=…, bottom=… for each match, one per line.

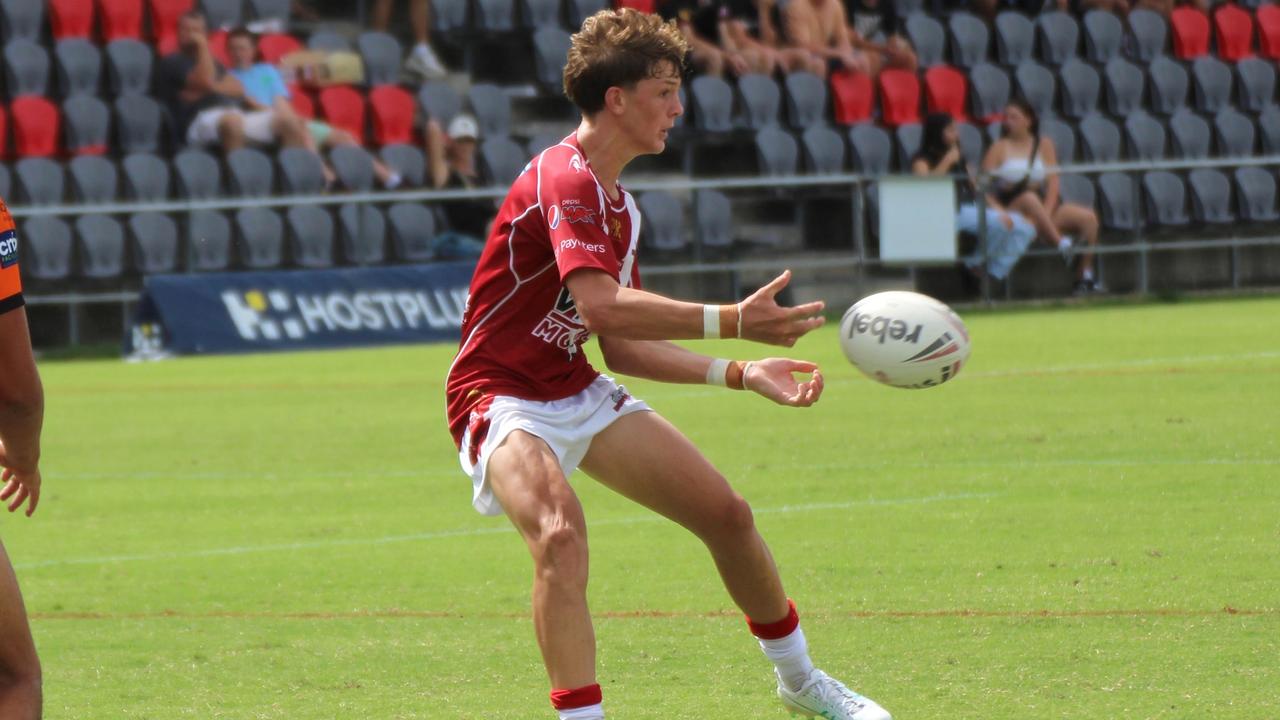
left=550, top=683, right=602, bottom=710
left=746, top=599, right=800, bottom=640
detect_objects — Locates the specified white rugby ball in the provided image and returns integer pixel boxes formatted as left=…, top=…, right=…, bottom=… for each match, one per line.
left=839, top=291, right=971, bottom=389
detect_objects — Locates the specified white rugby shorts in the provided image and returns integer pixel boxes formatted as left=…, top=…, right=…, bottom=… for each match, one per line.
left=187, top=108, right=278, bottom=146
left=458, top=374, right=651, bottom=516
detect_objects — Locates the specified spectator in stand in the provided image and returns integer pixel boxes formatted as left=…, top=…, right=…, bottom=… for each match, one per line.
left=784, top=0, right=911, bottom=78
left=426, top=114, right=493, bottom=257
left=159, top=11, right=309, bottom=154
left=371, top=0, right=448, bottom=80
left=843, top=0, right=916, bottom=73
left=717, top=0, right=827, bottom=76
left=658, top=0, right=752, bottom=77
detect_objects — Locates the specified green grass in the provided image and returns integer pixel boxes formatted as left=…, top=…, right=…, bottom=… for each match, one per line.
left=8, top=296, right=1278, bottom=719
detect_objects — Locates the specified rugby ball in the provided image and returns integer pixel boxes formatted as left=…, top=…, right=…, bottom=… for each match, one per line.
left=839, top=291, right=970, bottom=389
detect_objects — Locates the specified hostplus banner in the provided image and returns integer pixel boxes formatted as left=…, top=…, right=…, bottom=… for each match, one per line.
left=126, top=263, right=474, bottom=356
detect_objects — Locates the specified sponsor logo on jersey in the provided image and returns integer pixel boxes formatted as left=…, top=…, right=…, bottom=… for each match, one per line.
left=559, top=238, right=606, bottom=254
left=569, top=154, right=584, bottom=173
left=0, top=230, right=17, bottom=269
left=562, top=200, right=596, bottom=225
left=530, top=286, right=588, bottom=359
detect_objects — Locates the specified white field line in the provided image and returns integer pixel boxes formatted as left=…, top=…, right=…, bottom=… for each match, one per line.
left=15, top=491, right=999, bottom=570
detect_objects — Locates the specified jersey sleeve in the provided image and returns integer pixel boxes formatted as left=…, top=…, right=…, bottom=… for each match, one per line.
left=0, top=200, right=22, bottom=315
left=538, top=151, right=621, bottom=282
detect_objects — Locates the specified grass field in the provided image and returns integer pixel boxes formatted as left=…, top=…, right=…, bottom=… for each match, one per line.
left=7, top=296, right=1279, bottom=719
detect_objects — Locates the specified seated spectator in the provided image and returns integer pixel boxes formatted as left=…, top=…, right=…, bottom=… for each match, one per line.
left=714, top=0, right=821, bottom=77
left=912, top=113, right=1037, bottom=284
left=226, top=27, right=403, bottom=189
left=371, top=0, right=448, bottom=79
left=983, top=98, right=1103, bottom=294
left=784, top=0, right=909, bottom=78
left=843, top=0, right=916, bottom=73
left=659, top=0, right=754, bottom=77
left=426, top=115, right=492, bottom=258
left=158, top=11, right=308, bottom=155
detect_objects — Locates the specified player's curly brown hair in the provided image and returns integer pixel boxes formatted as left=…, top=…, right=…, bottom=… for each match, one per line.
left=563, top=9, right=688, bottom=116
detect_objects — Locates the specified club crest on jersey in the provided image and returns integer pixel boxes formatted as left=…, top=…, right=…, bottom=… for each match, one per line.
left=569, top=154, right=584, bottom=173
left=608, top=217, right=623, bottom=240
left=531, top=286, right=589, bottom=359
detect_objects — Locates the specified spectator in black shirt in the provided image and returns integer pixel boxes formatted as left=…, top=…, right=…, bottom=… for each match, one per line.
left=427, top=115, right=496, bottom=247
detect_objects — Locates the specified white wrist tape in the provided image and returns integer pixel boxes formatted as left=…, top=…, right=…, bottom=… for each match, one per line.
left=736, top=302, right=744, bottom=340
left=705, top=358, right=730, bottom=386
left=703, top=304, right=720, bottom=339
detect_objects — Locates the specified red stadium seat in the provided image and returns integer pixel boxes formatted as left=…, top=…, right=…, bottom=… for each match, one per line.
left=368, top=85, right=416, bottom=146
left=1170, top=6, right=1210, bottom=59
left=1213, top=3, right=1255, bottom=62
left=877, top=68, right=921, bottom=128
left=924, top=65, right=968, bottom=122
left=1259, top=5, right=1280, bottom=60
left=259, top=33, right=303, bottom=64
left=0, top=106, right=8, bottom=160
left=11, top=97, right=61, bottom=158
left=288, top=85, right=315, bottom=119
left=99, top=0, right=143, bottom=41
left=318, top=85, right=367, bottom=142
left=150, top=0, right=195, bottom=55
left=49, top=0, right=95, bottom=39
left=829, top=69, right=874, bottom=125
left=208, top=29, right=230, bottom=66
left=616, top=0, right=656, bottom=13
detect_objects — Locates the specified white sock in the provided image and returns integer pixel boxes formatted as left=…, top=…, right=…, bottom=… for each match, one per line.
left=1058, top=237, right=1073, bottom=251
left=384, top=172, right=402, bottom=190
left=1082, top=267, right=1095, bottom=282
left=759, top=626, right=815, bottom=692
left=558, top=703, right=604, bottom=720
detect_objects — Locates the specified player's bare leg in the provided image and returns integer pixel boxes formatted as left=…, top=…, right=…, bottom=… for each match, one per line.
left=0, top=542, right=40, bottom=719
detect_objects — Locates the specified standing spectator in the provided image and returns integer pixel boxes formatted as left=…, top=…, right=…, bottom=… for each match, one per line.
left=158, top=11, right=309, bottom=154
left=427, top=114, right=493, bottom=256
left=371, top=0, right=448, bottom=79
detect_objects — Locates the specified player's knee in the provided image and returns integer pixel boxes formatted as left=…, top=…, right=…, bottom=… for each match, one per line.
left=0, top=654, right=42, bottom=705
left=534, top=519, right=588, bottom=586
left=707, top=493, right=756, bottom=540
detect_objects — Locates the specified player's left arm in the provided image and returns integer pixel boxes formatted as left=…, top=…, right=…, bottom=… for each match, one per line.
left=598, top=336, right=823, bottom=407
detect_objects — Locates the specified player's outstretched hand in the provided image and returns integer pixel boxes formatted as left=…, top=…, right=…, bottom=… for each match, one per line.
left=0, top=440, right=40, bottom=517
left=738, top=270, right=825, bottom=347
left=744, top=358, right=824, bottom=407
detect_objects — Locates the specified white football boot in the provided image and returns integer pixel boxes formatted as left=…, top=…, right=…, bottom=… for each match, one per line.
left=777, top=668, right=891, bottom=720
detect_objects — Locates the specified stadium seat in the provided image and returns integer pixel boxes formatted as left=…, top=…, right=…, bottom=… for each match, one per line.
left=1259, top=104, right=1280, bottom=153
left=468, top=83, right=512, bottom=138
left=55, top=38, right=103, bottom=98
left=967, top=62, right=1009, bottom=125
left=329, top=144, right=377, bottom=191
left=63, top=95, right=111, bottom=156
left=1083, top=9, right=1122, bottom=64
left=226, top=147, right=276, bottom=196
left=786, top=71, right=829, bottom=129
left=1103, top=58, right=1145, bottom=117
left=258, top=32, right=302, bottom=63
left=173, top=148, right=221, bottom=198
left=207, top=29, right=230, bottom=65
left=801, top=125, right=845, bottom=173
left=995, top=11, right=1034, bottom=66
left=431, top=0, right=468, bottom=33
left=1169, top=5, right=1210, bottom=59
left=1127, top=8, right=1168, bottom=63
left=479, top=135, right=527, bottom=185
left=277, top=147, right=327, bottom=194
left=905, top=13, right=946, bottom=68
left=14, top=157, right=64, bottom=204
left=307, top=27, right=350, bottom=52
left=99, top=0, right=143, bottom=41
left=1059, top=173, right=1095, bottom=207
left=475, top=0, right=517, bottom=32
left=339, top=203, right=387, bottom=265
left=638, top=191, right=685, bottom=252
left=286, top=206, right=335, bottom=268
left=247, top=0, right=290, bottom=25
left=525, top=132, right=564, bottom=158
left=739, top=73, right=782, bottom=130
left=122, top=152, right=170, bottom=200
left=318, top=85, right=367, bottom=142
left=128, top=212, right=179, bottom=273
left=695, top=190, right=732, bottom=250
left=68, top=155, right=119, bottom=203
left=75, top=214, right=127, bottom=278
left=1036, top=11, right=1080, bottom=66
left=747, top=127, right=796, bottom=178
left=894, top=123, right=922, bottom=169
left=234, top=207, right=285, bottom=269
left=113, top=94, right=165, bottom=154
left=1191, top=56, right=1232, bottom=114
left=1013, top=61, right=1055, bottom=120
left=1041, top=116, right=1076, bottom=164
left=1214, top=107, right=1256, bottom=157
left=357, top=31, right=403, bottom=86
left=20, top=217, right=72, bottom=280
left=1170, top=108, right=1212, bottom=159
left=533, top=27, right=572, bottom=95
left=1079, top=113, right=1122, bottom=162
left=1099, top=173, right=1143, bottom=232
left=0, top=164, right=9, bottom=198
left=848, top=123, right=892, bottom=175
left=566, top=0, right=607, bottom=28
left=1187, top=168, right=1234, bottom=224
left=387, top=202, right=437, bottom=262
left=689, top=75, right=734, bottom=133
left=106, top=39, right=154, bottom=97
left=419, top=82, right=463, bottom=125
left=947, top=12, right=989, bottom=69
left=522, top=0, right=560, bottom=29
left=956, top=121, right=984, bottom=167
left=149, top=0, right=195, bottom=55
left=287, top=84, right=315, bottom=118
left=200, top=0, right=242, bottom=30
left=1233, top=167, right=1280, bottom=221
left=1059, top=59, right=1100, bottom=120
left=11, top=97, right=61, bottom=158
left=4, top=38, right=51, bottom=97
left=0, top=0, right=43, bottom=42
left=1212, top=2, right=1254, bottom=63
left=1124, top=110, right=1167, bottom=161
left=1142, top=171, right=1190, bottom=227
left=827, top=69, right=870, bottom=126
left=877, top=68, right=920, bottom=128
left=380, top=143, right=426, bottom=186
left=1259, top=5, right=1280, bottom=60
left=186, top=209, right=232, bottom=271
left=924, top=65, right=968, bottom=122
left=1148, top=56, right=1190, bottom=116
left=1234, top=58, right=1275, bottom=114
left=368, top=85, right=416, bottom=146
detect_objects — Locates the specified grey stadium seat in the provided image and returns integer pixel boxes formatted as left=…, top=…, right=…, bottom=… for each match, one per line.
left=638, top=191, right=685, bottom=252
left=1124, top=110, right=1166, bottom=161
left=4, top=38, right=50, bottom=96
left=20, top=217, right=72, bottom=280
left=905, top=13, right=946, bottom=68
left=695, top=190, right=732, bottom=250
left=1142, top=171, right=1189, bottom=227
left=419, top=82, right=463, bottom=125
left=1014, top=62, right=1056, bottom=119
left=1127, top=8, right=1167, bottom=63
left=277, top=147, right=327, bottom=194
left=894, top=123, right=922, bottom=170
left=522, top=0, right=560, bottom=28
left=307, top=28, right=351, bottom=52
left=1233, top=167, right=1280, bottom=222
left=0, top=0, right=43, bottom=42
left=480, top=136, right=529, bottom=186
left=968, top=62, right=1010, bottom=123
left=1059, top=59, right=1101, bottom=119
left=1259, top=105, right=1280, bottom=154
left=784, top=72, right=826, bottom=130
left=186, top=210, right=233, bottom=272
left=1083, top=9, right=1123, bottom=64
left=1214, top=108, right=1256, bottom=158
left=1170, top=109, right=1211, bottom=159
left=14, top=157, right=65, bottom=205
left=387, top=203, right=437, bottom=262
left=1148, top=56, right=1189, bottom=116
left=226, top=147, right=276, bottom=196
left=105, top=39, right=153, bottom=96
left=380, top=143, right=426, bottom=187
left=739, top=73, right=782, bottom=130
left=173, top=148, right=223, bottom=198
left=690, top=75, right=734, bottom=133
left=432, top=0, right=468, bottom=33
left=0, top=163, right=9, bottom=199
left=63, top=95, right=111, bottom=155
left=1103, top=58, right=1145, bottom=118
left=329, top=145, right=376, bottom=191
left=286, top=206, right=335, bottom=268
left=1079, top=114, right=1122, bottom=163
left=475, top=0, right=517, bottom=32
left=956, top=122, right=985, bottom=168
left=995, top=11, right=1035, bottom=66
left=525, top=132, right=565, bottom=158
left=234, top=207, right=285, bottom=269
left=54, top=38, right=102, bottom=97
left=339, top=203, right=387, bottom=265
left=468, top=84, right=512, bottom=138
left=801, top=125, right=846, bottom=173
left=1186, top=168, right=1233, bottom=224
left=755, top=126, right=799, bottom=176
left=566, top=0, right=607, bottom=27
left=1059, top=174, right=1095, bottom=208
left=533, top=27, right=572, bottom=95
left=200, top=0, right=243, bottom=29
left=1234, top=58, right=1276, bottom=115
left=1191, top=56, right=1232, bottom=115
left=122, top=152, right=170, bottom=201
left=128, top=213, right=179, bottom=274
left=75, top=215, right=127, bottom=278
left=113, top=94, right=165, bottom=154
left=848, top=124, right=892, bottom=175
left=1097, top=172, right=1139, bottom=231
left=247, top=0, right=291, bottom=23
left=68, top=155, right=119, bottom=203
left=1041, top=116, right=1076, bottom=164
left=1036, top=11, right=1080, bottom=66
left=356, top=31, right=402, bottom=86
left=947, top=12, right=989, bottom=69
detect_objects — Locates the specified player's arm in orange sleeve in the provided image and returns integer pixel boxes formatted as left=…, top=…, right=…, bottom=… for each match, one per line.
left=0, top=305, right=44, bottom=516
